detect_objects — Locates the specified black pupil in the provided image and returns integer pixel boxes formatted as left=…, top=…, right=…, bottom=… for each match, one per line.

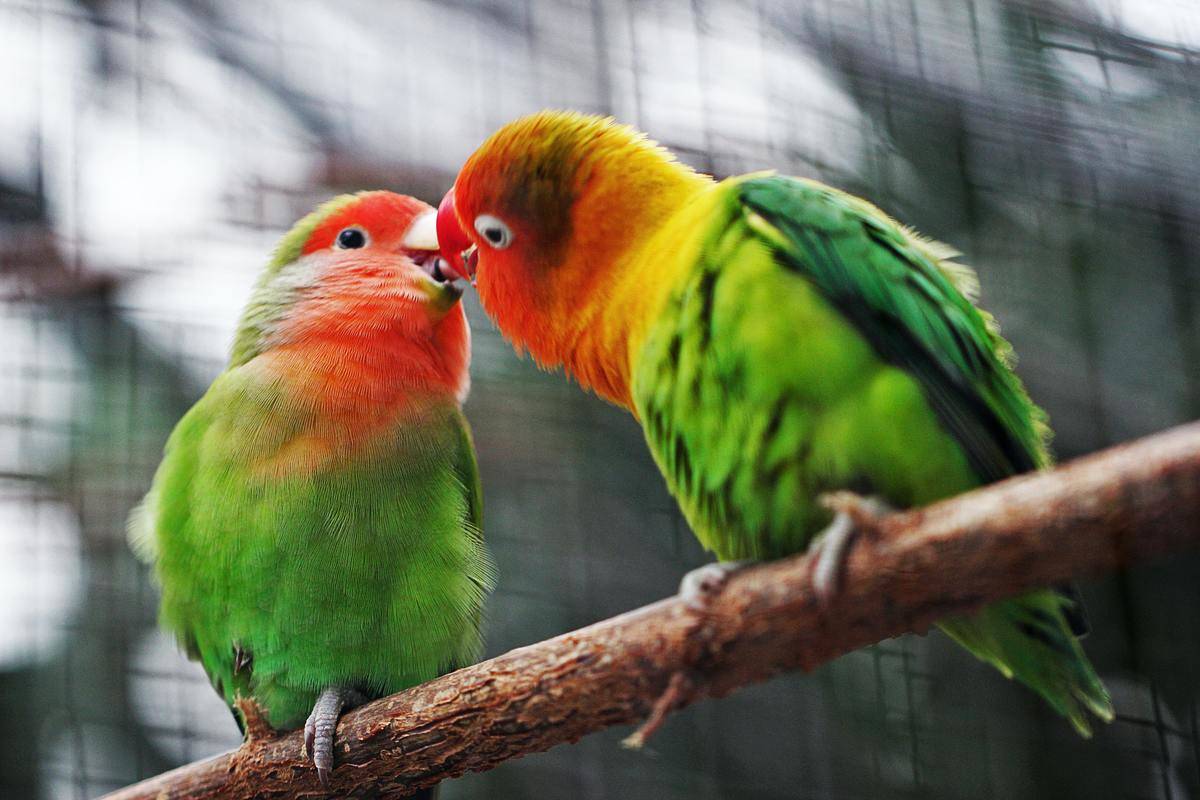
left=485, top=227, right=504, bottom=244
left=338, top=228, right=366, bottom=249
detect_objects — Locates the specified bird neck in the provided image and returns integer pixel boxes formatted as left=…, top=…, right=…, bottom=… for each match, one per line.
left=265, top=302, right=466, bottom=430
left=564, top=174, right=715, bottom=411
left=241, top=329, right=464, bottom=480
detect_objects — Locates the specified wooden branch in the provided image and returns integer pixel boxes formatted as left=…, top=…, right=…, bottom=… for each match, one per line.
left=103, top=422, right=1200, bottom=800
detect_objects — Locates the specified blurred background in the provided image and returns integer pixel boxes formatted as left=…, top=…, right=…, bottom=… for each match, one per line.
left=2, top=0, right=1199, bottom=798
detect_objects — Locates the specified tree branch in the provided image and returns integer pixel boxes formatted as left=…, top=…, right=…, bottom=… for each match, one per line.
left=103, top=422, right=1200, bottom=799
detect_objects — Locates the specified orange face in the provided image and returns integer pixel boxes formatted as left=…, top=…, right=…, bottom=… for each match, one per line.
left=438, top=113, right=648, bottom=368
left=302, top=192, right=441, bottom=261
left=437, top=112, right=709, bottom=405
left=227, top=191, right=474, bottom=476
left=262, top=191, right=471, bottom=412
left=281, top=192, right=463, bottom=340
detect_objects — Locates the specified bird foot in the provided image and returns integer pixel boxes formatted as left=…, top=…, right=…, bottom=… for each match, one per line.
left=303, top=686, right=366, bottom=787
left=677, top=560, right=752, bottom=614
left=626, top=561, right=752, bottom=749
left=810, top=492, right=892, bottom=601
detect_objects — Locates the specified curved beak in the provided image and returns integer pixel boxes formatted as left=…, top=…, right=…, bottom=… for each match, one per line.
left=436, top=188, right=477, bottom=283
left=401, top=209, right=439, bottom=251
left=400, top=210, right=462, bottom=301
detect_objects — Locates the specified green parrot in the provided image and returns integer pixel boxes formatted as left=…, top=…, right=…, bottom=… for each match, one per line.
left=129, top=191, right=493, bottom=787
left=434, top=111, right=1112, bottom=735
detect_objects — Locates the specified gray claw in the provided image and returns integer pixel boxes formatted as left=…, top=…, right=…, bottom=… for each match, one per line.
left=303, top=686, right=365, bottom=787
left=810, top=493, right=893, bottom=601
left=679, top=561, right=751, bottom=612
left=810, top=511, right=857, bottom=600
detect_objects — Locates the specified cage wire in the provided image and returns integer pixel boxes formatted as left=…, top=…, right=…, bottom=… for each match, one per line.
left=2, top=0, right=1199, bottom=798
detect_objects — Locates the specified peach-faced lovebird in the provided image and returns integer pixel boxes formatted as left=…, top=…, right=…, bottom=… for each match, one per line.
left=436, top=111, right=1111, bottom=735
left=130, top=191, right=493, bottom=786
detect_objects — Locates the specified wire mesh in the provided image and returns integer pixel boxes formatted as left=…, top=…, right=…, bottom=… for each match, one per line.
left=2, top=0, right=1199, bottom=798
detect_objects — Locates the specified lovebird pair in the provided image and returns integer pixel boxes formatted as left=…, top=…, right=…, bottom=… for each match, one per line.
left=133, top=111, right=1112, bottom=791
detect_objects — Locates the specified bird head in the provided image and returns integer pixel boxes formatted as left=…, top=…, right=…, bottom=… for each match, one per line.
left=436, top=111, right=706, bottom=371
left=232, top=190, right=466, bottom=369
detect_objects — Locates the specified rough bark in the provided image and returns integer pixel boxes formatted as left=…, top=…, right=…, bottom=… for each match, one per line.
left=102, top=422, right=1200, bottom=800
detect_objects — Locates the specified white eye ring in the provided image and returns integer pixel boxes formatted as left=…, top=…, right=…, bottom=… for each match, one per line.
left=474, top=215, right=514, bottom=250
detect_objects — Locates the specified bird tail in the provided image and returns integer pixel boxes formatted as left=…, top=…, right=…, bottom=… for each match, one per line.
left=936, top=589, right=1114, bottom=736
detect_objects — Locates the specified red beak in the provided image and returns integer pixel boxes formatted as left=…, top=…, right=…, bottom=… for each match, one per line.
left=437, top=188, right=476, bottom=283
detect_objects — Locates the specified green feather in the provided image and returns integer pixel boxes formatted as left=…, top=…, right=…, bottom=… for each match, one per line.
left=739, top=176, right=1049, bottom=481
left=229, top=193, right=360, bottom=366
left=132, top=369, right=492, bottom=728
left=632, top=173, right=1111, bottom=734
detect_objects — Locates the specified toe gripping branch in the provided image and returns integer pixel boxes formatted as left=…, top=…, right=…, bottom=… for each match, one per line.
left=811, top=492, right=893, bottom=599
left=622, top=563, right=747, bottom=750
left=624, top=493, right=892, bottom=749
left=304, top=687, right=367, bottom=787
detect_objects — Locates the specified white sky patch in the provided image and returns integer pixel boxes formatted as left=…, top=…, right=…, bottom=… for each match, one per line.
left=117, top=233, right=274, bottom=384
left=0, top=5, right=93, bottom=224
left=77, top=118, right=227, bottom=263
left=1044, top=0, right=1196, bottom=98
left=1098, top=0, right=1200, bottom=49
left=128, top=629, right=243, bottom=765
left=1052, top=46, right=1160, bottom=97
left=620, top=2, right=867, bottom=178
left=0, top=487, right=83, bottom=669
left=0, top=311, right=84, bottom=475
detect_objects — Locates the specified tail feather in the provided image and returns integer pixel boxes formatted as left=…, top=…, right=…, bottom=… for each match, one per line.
left=937, top=589, right=1113, bottom=736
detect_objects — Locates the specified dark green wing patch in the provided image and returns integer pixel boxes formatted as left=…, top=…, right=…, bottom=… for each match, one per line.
left=738, top=175, right=1046, bottom=483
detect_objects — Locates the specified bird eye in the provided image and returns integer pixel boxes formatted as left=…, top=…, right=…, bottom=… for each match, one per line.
left=335, top=227, right=368, bottom=249
left=473, top=215, right=513, bottom=250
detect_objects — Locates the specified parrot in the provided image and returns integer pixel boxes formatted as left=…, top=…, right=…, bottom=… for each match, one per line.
left=433, top=110, right=1113, bottom=735
left=128, top=190, right=493, bottom=788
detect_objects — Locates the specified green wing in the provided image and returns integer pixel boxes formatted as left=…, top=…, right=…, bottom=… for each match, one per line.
left=738, top=175, right=1048, bottom=483
left=445, top=406, right=493, bottom=674
left=450, top=408, right=484, bottom=536
left=450, top=407, right=493, bottom=606
left=636, top=174, right=1108, bottom=733
left=733, top=176, right=1107, bottom=731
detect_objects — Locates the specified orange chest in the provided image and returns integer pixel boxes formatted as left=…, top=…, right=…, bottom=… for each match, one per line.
left=247, top=340, right=455, bottom=479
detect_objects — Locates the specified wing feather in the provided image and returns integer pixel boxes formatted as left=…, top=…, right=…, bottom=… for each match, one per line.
left=738, top=176, right=1048, bottom=482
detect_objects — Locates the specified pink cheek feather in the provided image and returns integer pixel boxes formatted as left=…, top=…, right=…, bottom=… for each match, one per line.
left=268, top=253, right=472, bottom=412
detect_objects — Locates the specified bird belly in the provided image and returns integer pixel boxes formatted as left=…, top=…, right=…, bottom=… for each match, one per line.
left=156, top=449, right=485, bottom=729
